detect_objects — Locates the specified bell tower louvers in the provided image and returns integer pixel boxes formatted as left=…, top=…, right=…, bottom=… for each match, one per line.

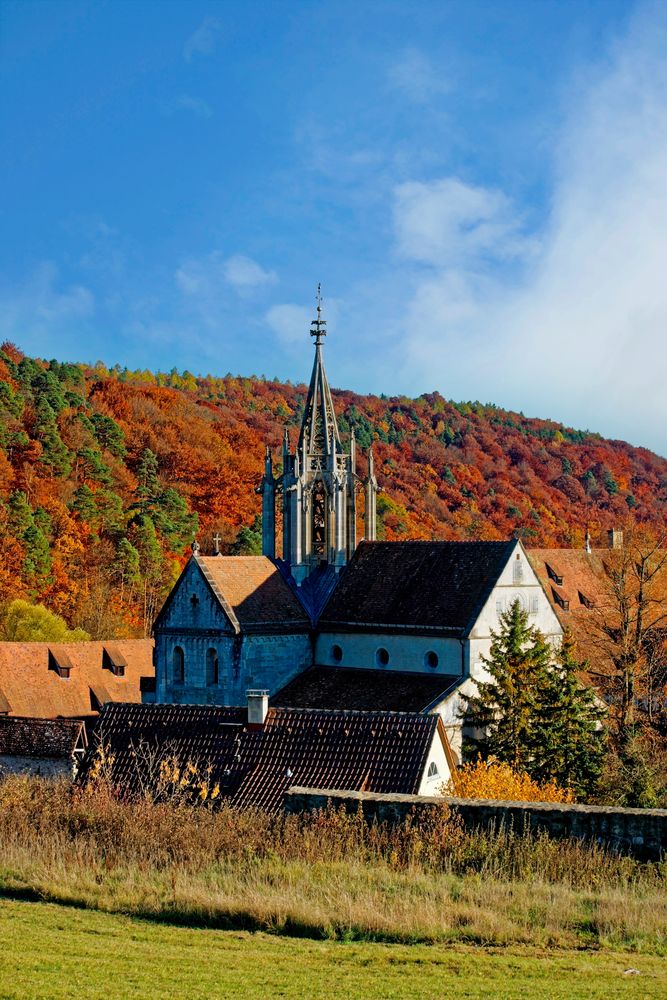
left=260, top=287, right=377, bottom=586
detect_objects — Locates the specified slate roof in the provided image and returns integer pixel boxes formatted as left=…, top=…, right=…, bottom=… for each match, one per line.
left=319, top=540, right=516, bottom=633
left=273, top=666, right=460, bottom=713
left=80, top=702, right=440, bottom=812
left=0, top=716, right=86, bottom=759
left=0, top=640, right=154, bottom=719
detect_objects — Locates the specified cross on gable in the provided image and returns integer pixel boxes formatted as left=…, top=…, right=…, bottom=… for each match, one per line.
left=213, top=532, right=222, bottom=554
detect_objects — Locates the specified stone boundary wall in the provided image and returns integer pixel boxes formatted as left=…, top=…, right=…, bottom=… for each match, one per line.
left=284, top=787, right=667, bottom=860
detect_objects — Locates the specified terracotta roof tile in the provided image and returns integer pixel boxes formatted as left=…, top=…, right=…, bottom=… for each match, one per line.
left=196, top=556, right=310, bottom=631
left=0, top=640, right=154, bottom=719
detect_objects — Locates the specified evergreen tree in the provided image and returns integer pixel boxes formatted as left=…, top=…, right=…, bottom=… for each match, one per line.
left=535, top=631, right=607, bottom=799
left=231, top=516, right=263, bottom=555
left=136, top=448, right=160, bottom=510
left=71, top=484, right=98, bottom=525
left=462, top=599, right=553, bottom=772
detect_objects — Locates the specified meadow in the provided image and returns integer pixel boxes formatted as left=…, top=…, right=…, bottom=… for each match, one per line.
left=0, top=775, right=665, bottom=954
left=1, top=898, right=665, bottom=1000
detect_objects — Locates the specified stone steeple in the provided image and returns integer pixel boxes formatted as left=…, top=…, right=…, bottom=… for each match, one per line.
left=261, top=286, right=376, bottom=586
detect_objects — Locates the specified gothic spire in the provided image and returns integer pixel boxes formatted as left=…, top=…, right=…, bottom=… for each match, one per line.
left=297, top=284, right=341, bottom=457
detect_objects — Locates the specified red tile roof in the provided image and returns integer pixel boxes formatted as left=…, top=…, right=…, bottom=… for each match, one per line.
left=81, top=702, right=440, bottom=812
left=156, top=556, right=311, bottom=634
left=0, top=640, right=154, bottom=719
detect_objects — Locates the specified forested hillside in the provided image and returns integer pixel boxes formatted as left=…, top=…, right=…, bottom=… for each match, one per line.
left=0, top=341, right=665, bottom=637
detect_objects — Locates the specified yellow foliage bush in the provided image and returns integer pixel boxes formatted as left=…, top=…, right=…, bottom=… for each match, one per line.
left=446, top=757, right=574, bottom=804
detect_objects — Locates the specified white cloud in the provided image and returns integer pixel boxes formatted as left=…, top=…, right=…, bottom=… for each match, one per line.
left=265, top=304, right=312, bottom=345
left=389, top=5, right=667, bottom=455
left=184, top=17, right=223, bottom=60
left=223, top=254, right=277, bottom=290
left=175, top=252, right=276, bottom=302
left=393, top=177, right=536, bottom=267
left=388, top=48, right=451, bottom=104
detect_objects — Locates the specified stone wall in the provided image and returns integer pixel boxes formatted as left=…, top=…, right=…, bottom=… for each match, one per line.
left=0, top=756, right=72, bottom=779
left=284, top=787, right=667, bottom=860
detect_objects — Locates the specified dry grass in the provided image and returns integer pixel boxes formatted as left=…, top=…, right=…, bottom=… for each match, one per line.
left=0, top=774, right=665, bottom=951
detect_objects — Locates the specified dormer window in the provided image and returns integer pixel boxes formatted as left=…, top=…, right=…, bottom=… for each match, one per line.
left=578, top=591, right=595, bottom=609
left=48, top=648, right=73, bottom=679
left=103, top=645, right=127, bottom=677
left=545, top=563, right=564, bottom=587
left=552, top=588, right=570, bottom=611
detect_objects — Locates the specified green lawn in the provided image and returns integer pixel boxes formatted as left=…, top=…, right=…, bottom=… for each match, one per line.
left=1, top=898, right=665, bottom=1000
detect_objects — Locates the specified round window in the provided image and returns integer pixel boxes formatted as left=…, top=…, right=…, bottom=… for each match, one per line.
left=376, top=647, right=389, bottom=667
left=331, top=644, right=343, bottom=663
left=425, top=650, right=439, bottom=669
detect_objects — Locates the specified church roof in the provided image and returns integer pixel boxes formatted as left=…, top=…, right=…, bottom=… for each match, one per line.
left=0, top=640, right=154, bottom=719
left=196, top=556, right=311, bottom=631
left=273, top=666, right=460, bottom=713
left=0, top=716, right=86, bottom=759
left=80, top=702, right=440, bottom=812
left=319, top=540, right=516, bottom=634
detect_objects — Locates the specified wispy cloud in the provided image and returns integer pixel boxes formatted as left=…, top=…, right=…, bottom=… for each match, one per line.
left=0, top=263, right=94, bottom=353
left=265, top=304, right=311, bottom=345
left=393, top=177, right=536, bottom=267
left=388, top=47, right=451, bottom=104
left=223, top=254, right=277, bottom=291
left=387, top=5, right=667, bottom=455
left=166, top=95, right=214, bottom=119
left=176, top=252, right=276, bottom=300
left=184, top=17, right=224, bottom=61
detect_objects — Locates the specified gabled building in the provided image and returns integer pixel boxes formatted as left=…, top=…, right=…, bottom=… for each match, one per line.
left=80, top=694, right=455, bottom=811
left=151, top=294, right=563, bottom=755
left=152, top=554, right=312, bottom=706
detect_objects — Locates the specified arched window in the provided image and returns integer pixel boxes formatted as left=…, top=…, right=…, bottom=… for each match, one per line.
left=312, top=481, right=327, bottom=561
left=376, top=647, right=389, bottom=667
left=513, top=554, right=524, bottom=584
left=331, top=644, right=343, bottom=663
left=424, top=650, right=438, bottom=669
left=172, top=646, right=185, bottom=686
left=206, top=648, right=219, bottom=686
left=427, top=761, right=439, bottom=779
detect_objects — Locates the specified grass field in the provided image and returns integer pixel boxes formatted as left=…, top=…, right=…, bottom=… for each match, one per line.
left=1, top=777, right=665, bottom=953
left=1, top=898, right=666, bottom=1000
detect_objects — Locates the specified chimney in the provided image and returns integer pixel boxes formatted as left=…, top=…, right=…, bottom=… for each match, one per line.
left=247, top=689, right=269, bottom=729
left=607, top=529, right=624, bottom=550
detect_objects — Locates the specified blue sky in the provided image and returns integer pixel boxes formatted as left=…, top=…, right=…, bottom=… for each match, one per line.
left=1, top=0, right=666, bottom=456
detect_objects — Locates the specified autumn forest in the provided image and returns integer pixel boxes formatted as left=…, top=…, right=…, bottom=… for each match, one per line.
left=0, top=341, right=665, bottom=639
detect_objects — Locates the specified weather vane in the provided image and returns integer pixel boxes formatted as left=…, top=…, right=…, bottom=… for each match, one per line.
left=310, top=282, right=327, bottom=345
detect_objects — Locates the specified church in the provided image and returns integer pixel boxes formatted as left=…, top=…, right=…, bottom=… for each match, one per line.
left=152, top=294, right=563, bottom=756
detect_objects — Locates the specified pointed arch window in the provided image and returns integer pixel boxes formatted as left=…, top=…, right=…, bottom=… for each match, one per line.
left=312, top=481, right=327, bottom=561
left=172, top=646, right=185, bottom=686
left=206, top=648, right=219, bottom=687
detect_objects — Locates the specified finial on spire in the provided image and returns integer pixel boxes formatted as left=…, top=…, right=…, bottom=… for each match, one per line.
left=310, top=282, right=327, bottom=346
